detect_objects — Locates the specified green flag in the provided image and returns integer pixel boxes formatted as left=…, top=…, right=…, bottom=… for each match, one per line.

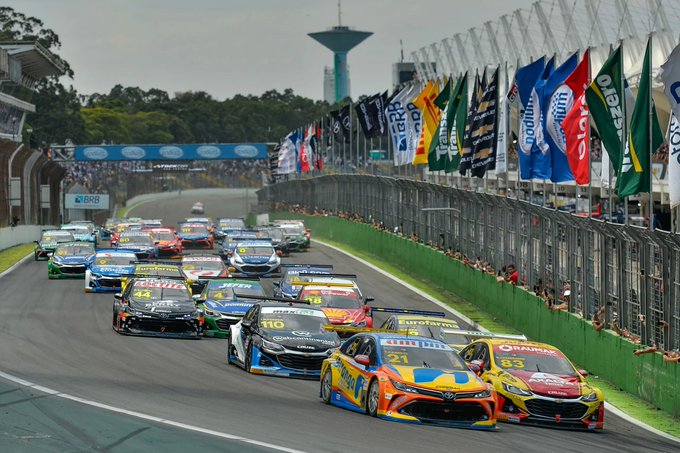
left=427, top=78, right=451, bottom=171
left=446, top=74, right=468, bottom=173
left=585, top=46, right=625, bottom=175
left=617, top=39, right=663, bottom=198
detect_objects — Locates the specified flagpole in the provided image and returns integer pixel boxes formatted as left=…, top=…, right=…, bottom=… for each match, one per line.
left=648, top=34, right=654, bottom=231
left=587, top=47, right=593, bottom=219
left=349, top=102, right=354, bottom=174
left=620, top=40, right=629, bottom=227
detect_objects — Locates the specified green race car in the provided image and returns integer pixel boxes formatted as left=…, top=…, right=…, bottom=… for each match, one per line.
left=47, top=242, right=96, bottom=279
left=196, top=278, right=265, bottom=338
left=34, top=230, right=75, bottom=261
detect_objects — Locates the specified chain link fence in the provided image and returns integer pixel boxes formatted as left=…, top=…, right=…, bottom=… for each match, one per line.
left=262, top=174, right=680, bottom=351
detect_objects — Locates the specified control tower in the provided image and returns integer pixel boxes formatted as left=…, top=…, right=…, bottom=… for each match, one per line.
left=308, top=1, right=372, bottom=102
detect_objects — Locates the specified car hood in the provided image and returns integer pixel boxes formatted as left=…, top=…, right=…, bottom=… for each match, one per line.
left=262, top=329, right=339, bottom=352
left=238, top=255, right=271, bottom=265
left=504, top=370, right=584, bottom=398
left=320, top=307, right=364, bottom=324
left=156, top=240, right=178, bottom=246
left=202, top=299, right=254, bottom=315
left=53, top=256, right=93, bottom=265
left=179, top=233, right=209, bottom=239
left=91, top=264, right=135, bottom=275
left=38, top=241, right=58, bottom=248
left=183, top=270, right=224, bottom=280
left=130, top=299, right=196, bottom=313
left=386, top=366, right=485, bottom=392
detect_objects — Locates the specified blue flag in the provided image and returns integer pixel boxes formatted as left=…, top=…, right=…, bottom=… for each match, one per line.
left=515, top=58, right=546, bottom=179
left=543, top=53, right=579, bottom=182
left=528, top=57, right=555, bottom=180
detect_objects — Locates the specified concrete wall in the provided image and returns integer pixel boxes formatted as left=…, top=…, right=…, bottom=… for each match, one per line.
left=272, top=212, right=680, bottom=418
left=123, top=188, right=257, bottom=214
left=0, top=224, right=55, bottom=251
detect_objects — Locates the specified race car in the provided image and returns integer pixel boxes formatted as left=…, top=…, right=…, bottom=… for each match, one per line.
left=219, top=233, right=260, bottom=260
left=227, top=301, right=341, bottom=378
left=181, top=255, right=230, bottom=293
left=272, top=264, right=333, bottom=299
left=229, top=240, right=280, bottom=277
left=196, top=278, right=265, bottom=338
left=47, top=242, right=96, bottom=279
left=112, top=278, right=203, bottom=338
left=110, top=222, right=144, bottom=246
left=60, top=223, right=97, bottom=245
left=34, top=229, right=75, bottom=260
left=276, top=223, right=309, bottom=251
left=120, top=262, right=186, bottom=292
left=214, top=218, right=245, bottom=240
left=297, top=282, right=373, bottom=328
left=100, top=218, right=123, bottom=240
left=85, top=249, right=137, bottom=293
left=376, top=308, right=470, bottom=351
left=177, top=222, right=214, bottom=249
left=70, top=220, right=100, bottom=237
left=115, top=231, right=156, bottom=259
left=190, top=202, right=204, bottom=214
left=320, top=332, right=497, bottom=428
left=459, top=338, right=604, bottom=430
left=148, top=227, right=183, bottom=258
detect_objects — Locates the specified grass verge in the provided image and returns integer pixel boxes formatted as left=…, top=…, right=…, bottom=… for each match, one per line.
left=315, top=237, right=680, bottom=439
left=0, top=243, right=35, bottom=274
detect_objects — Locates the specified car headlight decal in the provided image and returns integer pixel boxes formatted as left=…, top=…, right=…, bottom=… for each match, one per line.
left=581, top=391, right=599, bottom=402
left=502, top=382, right=533, bottom=396
left=262, top=339, right=284, bottom=353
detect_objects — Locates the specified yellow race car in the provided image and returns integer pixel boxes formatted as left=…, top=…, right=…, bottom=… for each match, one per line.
left=376, top=308, right=470, bottom=351
left=459, top=338, right=604, bottom=430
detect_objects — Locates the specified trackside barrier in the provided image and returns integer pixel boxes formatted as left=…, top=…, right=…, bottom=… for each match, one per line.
left=268, top=212, right=680, bottom=418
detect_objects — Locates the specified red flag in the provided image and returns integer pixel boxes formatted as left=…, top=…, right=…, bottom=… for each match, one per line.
left=313, top=124, right=323, bottom=170
left=299, top=125, right=311, bottom=172
left=561, top=49, right=590, bottom=185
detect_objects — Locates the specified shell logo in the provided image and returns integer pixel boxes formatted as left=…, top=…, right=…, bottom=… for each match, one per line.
left=159, top=146, right=184, bottom=159
left=82, top=147, right=108, bottom=160
left=121, top=146, right=146, bottom=159
left=196, top=145, right=221, bottom=158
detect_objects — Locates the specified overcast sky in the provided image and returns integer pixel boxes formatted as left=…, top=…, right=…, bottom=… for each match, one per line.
left=7, top=0, right=532, bottom=101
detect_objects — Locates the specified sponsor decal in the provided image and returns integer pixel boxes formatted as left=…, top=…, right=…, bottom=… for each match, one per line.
left=183, top=256, right=222, bottom=262
left=527, top=372, right=575, bottom=387
left=401, top=319, right=458, bottom=327
left=381, top=339, right=451, bottom=350
left=215, top=282, right=255, bottom=289
left=234, top=145, right=260, bottom=158
left=121, top=146, right=146, bottom=159
left=292, top=331, right=311, bottom=337
left=134, top=281, right=185, bottom=289
left=496, top=344, right=558, bottom=355
left=263, top=307, right=322, bottom=317
left=159, top=146, right=184, bottom=159
left=83, top=147, right=109, bottom=160
left=196, top=145, right=221, bottom=159
left=271, top=336, right=336, bottom=345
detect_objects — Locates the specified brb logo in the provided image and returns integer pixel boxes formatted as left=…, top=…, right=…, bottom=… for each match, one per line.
left=75, top=195, right=100, bottom=205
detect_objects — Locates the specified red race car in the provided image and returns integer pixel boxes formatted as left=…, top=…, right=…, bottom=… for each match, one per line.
left=148, top=227, right=183, bottom=258
left=298, top=282, right=373, bottom=328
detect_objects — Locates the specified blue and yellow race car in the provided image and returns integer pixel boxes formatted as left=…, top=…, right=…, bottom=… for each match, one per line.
left=272, top=264, right=333, bottom=299
left=196, top=278, right=265, bottom=338
left=320, top=332, right=497, bottom=429
left=47, top=242, right=96, bottom=279
left=84, top=249, right=137, bottom=293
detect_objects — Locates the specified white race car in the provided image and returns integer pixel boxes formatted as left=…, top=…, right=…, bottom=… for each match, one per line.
left=191, top=202, right=204, bottom=214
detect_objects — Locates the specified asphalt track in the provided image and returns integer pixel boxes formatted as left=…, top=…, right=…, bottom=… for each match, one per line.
left=0, top=192, right=677, bottom=452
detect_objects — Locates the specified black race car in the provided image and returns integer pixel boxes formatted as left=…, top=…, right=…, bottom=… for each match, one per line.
left=112, top=277, right=203, bottom=338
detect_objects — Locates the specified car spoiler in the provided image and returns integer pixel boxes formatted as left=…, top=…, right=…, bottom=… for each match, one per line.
left=95, top=248, right=139, bottom=254
left=134, top=260, right=182, bottom=266
left=290, top=280, right=356, bottom=288
left=233, top=294, right=311, bottom=305
left=441, top=328, right=527, bottom=341
left=370, top=307, right=446, bottom=317
left=122, top=273, right=186, bottom=281
left=323, top=325, right=410, bottom=335
left=280, top=264, right=333, bottom=269
left=297, top=273, right=357, bottom=280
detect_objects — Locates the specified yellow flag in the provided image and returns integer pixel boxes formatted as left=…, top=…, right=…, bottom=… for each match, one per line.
left=411, top=80, right=440, bottom=165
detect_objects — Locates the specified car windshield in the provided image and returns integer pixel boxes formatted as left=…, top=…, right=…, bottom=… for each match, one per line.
left=493, top=346, right=578, bottom=376
left=301, top=290, right=361, bottom=309
left=180, top=225, right=207, bottom=234
left=62, top=226, right=88, bottom=233
left=182, top=260, right=224, bottom=271
left=119, top=235, right=152, bottom=245
left=153, top=232, right=176, bottom=241
left=55, top=244, right=94, bottom=256
left=400, top=321, right=467, bottom=346
left=129, top=283, right=191, bottom=302
left=94, top=255, right=135, bottom=265
left=236, top=246, right=272, bottom=256
left=282, top=227, right=303, bottom=235
left=381, top=342, right=466, bottom=370
left=41, top=232, right=73, bottom=242
left=207, top=286, right=264, bottom=300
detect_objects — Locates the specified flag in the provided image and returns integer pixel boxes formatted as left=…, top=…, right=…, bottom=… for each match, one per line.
left=561, top=50, right=590, bottom=185
left=585, top=46, right=625, bottom=179
left=469, top=66, right=500, bottom=177
left=368, top=91, right=388, bottom=137
left=448, top=74, right=469, bottom=172
left=661, top=42, right=680, bottom=121
left=459, top=72, right=482, bottom=174
left=544, top=52, right=578, bottom=182
left=669, top=113, right=680, bottom=208
left=386, top=86, right=413, bottom=165
left=404, top=88, right=423, bottom=165
left=329, top=109, right=346, bottom=143
left=311, top=123, right=322, bottom=170
left=600, top=143, right=610, bottom=188
left=355, top=96, right=375, bottom=139
left=617, top=39, right=663, bottom=198
left=412, top=80, right=439, bottom=165
left=428, top=78, right=452, bottom=171
left=515, top=58, right=546, bottom=179
left=277, top=131, right=298, bottom=174
left=495, top=66, right=509, bottom=176
left=299, top=125, right=312, bottom=172
left=338, top=104, right=352, bottom=143
left=527, top=56, right=555, bottom=179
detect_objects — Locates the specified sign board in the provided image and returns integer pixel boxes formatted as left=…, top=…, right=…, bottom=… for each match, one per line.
left=65, top=193, right=109, bottom=210
left=9, top=177, right=20, bottom=207
left=74, top=144, right=268, bottom=161
left=256, top=213, right=270, bottom=226
left=370, top=150, right=388, bottom=160
left=40, top=185, right=50, bottom=208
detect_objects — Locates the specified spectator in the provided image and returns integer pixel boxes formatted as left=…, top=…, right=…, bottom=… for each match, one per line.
left=505, top=264, right=518, bottom=285
left=591, top=306, right=605, bottom=332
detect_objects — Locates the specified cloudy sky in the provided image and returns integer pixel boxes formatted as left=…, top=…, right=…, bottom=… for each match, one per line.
left=6, top=0, right=532, bottom=100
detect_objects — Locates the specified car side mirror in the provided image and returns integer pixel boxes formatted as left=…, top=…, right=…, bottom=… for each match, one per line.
left=114, top=293, right=123, bottom=300
left=241, top=319, right=252, bottom=329
left=364, top=297, right=375, bottom=303
left=578, top=369, right=589, bottom=378
left=154, top=241, right=160, bottom=245
left=192, top=294, right=202, bottom=301
left=364, top=305, right=371, bottom=313
left=272, top=281, right=280, bottom=287
left=34, top=240, right=39, bottom=243
left=354, top=354, right=370, bottom=369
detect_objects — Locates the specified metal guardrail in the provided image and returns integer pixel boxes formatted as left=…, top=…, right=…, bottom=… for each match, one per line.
left=262, top=174, right=680, bottom=352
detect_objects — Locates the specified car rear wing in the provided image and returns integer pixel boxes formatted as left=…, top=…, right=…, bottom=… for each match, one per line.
left=370, top=307, right=446, bottom=317
left=323, top=325, right=410, bottom=335
left=297, top=273, right=357, bottom=280
left=280, top=264, right=333, bottom=270
left=232, top=294, right=311, bottom=305
left=134, top=260, right=182, bottom=266
left=441, top=328, right=527, bottom=341
left=290, top=280, right=356, bottom=288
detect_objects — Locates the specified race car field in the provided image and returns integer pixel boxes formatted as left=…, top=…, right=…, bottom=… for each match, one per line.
left=0, top=193, right=677, bottom=452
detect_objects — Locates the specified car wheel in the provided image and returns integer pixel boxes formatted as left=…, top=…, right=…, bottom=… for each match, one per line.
left=226, top=337, right=235, bottom=364
left=245, top=341, right=253, bottom=373
left=112, top=311, right=119, bottom=332
left=366, top=379, right=380, bottom=417
left=321, top=368, right=333, bottom=404
left=34, top=252, right=38, bottom=261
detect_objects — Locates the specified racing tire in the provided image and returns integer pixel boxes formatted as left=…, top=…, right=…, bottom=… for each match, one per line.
left=226, top=337, right=235, bottom=364
left=34, top=252, right=38, bottom=261
left=245, top=341, right=253, bottom=373
left=320, top=368, right=333, bottom=404
left=112, top=311, right=119, bottom=332
left=366, top=379, right=379, bottom=417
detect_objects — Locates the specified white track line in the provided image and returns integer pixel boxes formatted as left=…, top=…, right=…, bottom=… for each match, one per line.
left=313, top=238, right=680, bottom=444
left=0, top=370, right=305, bottom=452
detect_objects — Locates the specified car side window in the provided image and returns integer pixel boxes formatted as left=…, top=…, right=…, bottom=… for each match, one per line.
left=475, top=344, right=491, bottom=370
left=244, top=305, right=258, bottom=323
left=357, top=338, right=378, bottom=365
left=341, top=337, right=363, bottom=357
left=461, top=344, right=476, bottom=362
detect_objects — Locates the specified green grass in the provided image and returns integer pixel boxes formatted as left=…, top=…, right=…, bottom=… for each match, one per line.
left=0, top=243, right=35, bottom=274
left=314, top=237, right=680, bottom=439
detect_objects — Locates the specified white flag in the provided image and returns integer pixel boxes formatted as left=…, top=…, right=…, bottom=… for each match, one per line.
left=600, top=143, right=610, bottom=188
left=495, top=94, right=508, bottom=176
left=277, top=132, right=297, bottom=175
left=669, top=113, right=680, bottom=208
left=404, top=90, right=422, bottom=165
left=386, top=86, right=412, bottom=165
left=660, top=43, right=680, bottom=120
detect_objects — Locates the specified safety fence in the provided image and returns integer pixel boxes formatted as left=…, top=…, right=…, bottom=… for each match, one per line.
left=262, top=174, right=680, bottom=353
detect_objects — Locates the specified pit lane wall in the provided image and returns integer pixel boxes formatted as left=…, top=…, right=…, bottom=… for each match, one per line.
left=0, top=224, right=54, bottom=251
left=269, top=212, right=680, bottom=418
